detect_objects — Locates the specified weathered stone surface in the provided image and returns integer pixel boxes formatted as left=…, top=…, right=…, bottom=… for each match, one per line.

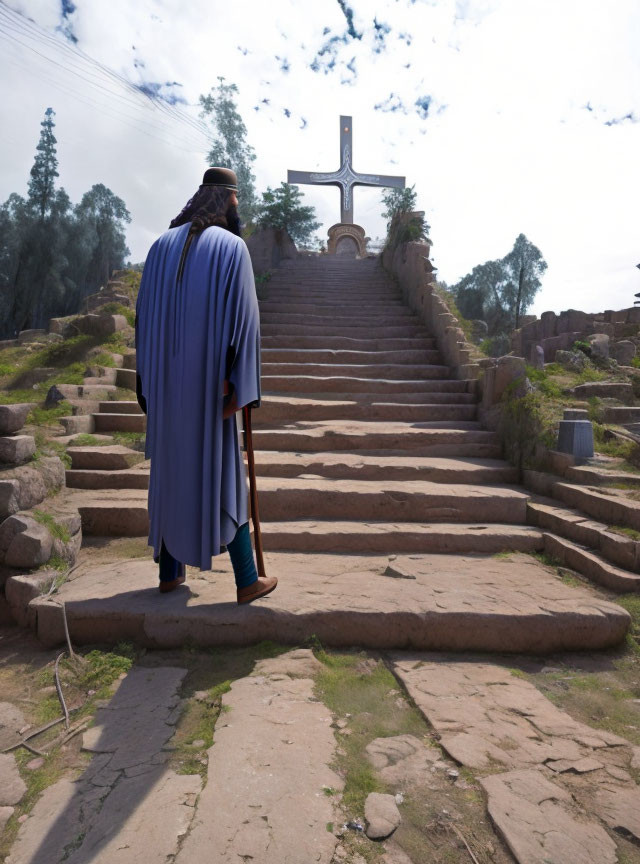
left=365, top=792, right=401, bottom=840
left=392, top=657, right=630, bottom=774
left=82, top=666, right=186, bottom=769
left=366, top=734, right=439, bottom=785
left=381, top=842, right=414, bottom=864
left=0, top=404, right=34, bottom=435
left=0, top=702, right=26, bottom=750
left=588, top=332, right=609, bottom=359
left=555, top=349, right=587, bottom=370
left=572, top=381, right=633, bottom=400
left=175, top=650, right=341, bottom=864
left=0, top=806, right=13, bottom=834
left=0, top=435, right=36, bottom=465
left=28, top=553, right=630, bottom=654
left=0, top=753, right=27, bottom=806
left=609, top=340, right=636, bottom=366
left=480, top=769, right=617, bottom=864
left=593, top=786, right=640, bottom=843
left=0, top=457, right=65, bottom=518
left=0, top=514, right=52, bottom=568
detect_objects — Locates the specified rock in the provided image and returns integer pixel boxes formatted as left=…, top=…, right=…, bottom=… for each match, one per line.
left=44, top=385, right=67, bottom=409
left=0, top=404, right=35, bottom=435
left=0, top=435, right=36, bottom=465
left=365, top=792, right=401, bottom=840
left=0, top=806, right=13, bottom=833
left=26, top=757, right=45, bottom=771
left=572, top=381, right=633, bottom=400
left=74, top=313, right=128, bottom=339
left=383, top=564, right=416, bottom=579
left=0, top=456, right=65, bottom=518
left=609, top=340, right=636, bottom=366
left=0, top=514, right=53, bottom=568
left=587, top=333, right=609, bottom=360
left=0, top=753, right=27, bottom=806
left=530, top=344, right=545, bottom=369
left=480, top=769, right=616, bottom=864
left=594, top=787, right=640, bottom=844
left=493, top=356, right=527, bottom=402
left=366, top=735, right=439, bottom=786
left=0, top=702, right=26, bottom=750
left=556, top=350, right=588, bottom=370
left=18, top=329, right=47, bottom=344
left=381, top=841, right=414, bottom=864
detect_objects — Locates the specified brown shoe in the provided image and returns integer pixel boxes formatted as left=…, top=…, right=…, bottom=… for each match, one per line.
left=159, top=570, right=186, bottom=593
left=237, top=575, right=278, bottom=605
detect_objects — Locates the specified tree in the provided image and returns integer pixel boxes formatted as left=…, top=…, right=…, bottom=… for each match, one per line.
left=380, top=184, right=429, bottom=250
left=452, top=234, right=547, bottom=355
left=501, top=233, right=547, bottom=329
left=199, top=78, right=258, bottom=225
left=74, top=184, right=130, bottom=290
left=28, top=107, right=59, bottom=221
left=256, top=183, right=321, bottom=247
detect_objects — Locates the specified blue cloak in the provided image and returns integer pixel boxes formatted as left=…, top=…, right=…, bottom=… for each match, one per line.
left=135, top=224, right=261, bottom=570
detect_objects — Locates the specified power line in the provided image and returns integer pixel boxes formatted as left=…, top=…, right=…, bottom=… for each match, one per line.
left=0, top=1, right=213, bottom=151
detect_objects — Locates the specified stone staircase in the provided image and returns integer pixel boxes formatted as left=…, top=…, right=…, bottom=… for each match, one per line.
left=62, top=256, right=544, bottom=556
left=13, top=254, right=633, bottom=653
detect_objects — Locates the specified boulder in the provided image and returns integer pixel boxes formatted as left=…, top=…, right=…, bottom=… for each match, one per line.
left=540, top=311, right=558, bottom=339
left=0, top=456, right=65, bottom=518
left=365, top=792, right=401, bottom=840
left=0, top=403, right=35, bottom=435
left=0, top=435, right=36, bottom=465
left=610, top=340, right=636, bottom=366
left=18, top=329, right=47, bottom=344
left=48, top=315, right=80, bottom=338
left=74, top=313, right=128, bottom=338
left=0, top=514, right=53, bottom=568
left=587, top=333, right=609, bottom=360
left=556, top=350, right=588, bottom=371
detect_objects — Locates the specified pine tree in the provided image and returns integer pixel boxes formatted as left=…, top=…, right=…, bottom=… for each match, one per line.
left=199, top=78, right=258, bottom=225
left=28, top=107, right=59, bottom=221
left=256, top=183, right=320, bottom=247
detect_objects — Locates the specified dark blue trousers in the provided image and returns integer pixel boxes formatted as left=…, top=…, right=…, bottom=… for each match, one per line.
left=158, top=521, right=258, bottom=588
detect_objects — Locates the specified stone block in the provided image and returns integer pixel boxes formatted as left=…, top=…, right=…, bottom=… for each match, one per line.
left=0, top=435, right=36, bottom=464
left=540, top=333, right=582, bottom=361
left=540, top=311, right=558, bottom=339
left=17, top=329, right=47, bottom=344
left=626, top=307, right=640, bottom=324
left=557, top=419, right=594, bottom=461
left=529, top=344, right=545, bottom=369
left=589, top=322, right=614, bottom=337
left=0, top=513, right=52, bottom=568
left=555, top=349, right=587, bottom=371
left=493, top=356, right=527, bottom=403
left=0, top=403, right=35, bottom=435
left=610, top=340, right=636, bottom=366
left=587, top=333, right=609, bottom=359
left=558, top=309, right=590, bottom=334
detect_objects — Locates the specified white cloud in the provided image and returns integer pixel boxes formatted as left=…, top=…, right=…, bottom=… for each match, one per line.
left=0, top=0, right=639, bottom=314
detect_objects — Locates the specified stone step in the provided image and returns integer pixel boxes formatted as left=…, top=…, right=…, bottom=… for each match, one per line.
left=259, top=299, right=408, bottom=311
left=261, top=390, right=476, bottom=405
left=254, top=452, right=519, bottom=484
left=27, top=550, right=632, bottom=655
left=252, top=423, right=502, bottom=458
left=84, top=366, right=118, bottom=385
left=543, top=532, right=640, bottom=592
left=527, top=500, right=640, bottom=572
left=260, top=334, right=436, bottom=350
left=255, top=395, right=477, bottom=424
left=256, top=477, right=529, bottom=523
left=67, top=444, right=146, bottom=470
left=55, top=383, right=117, bottom=399
left=115, top=367, right=136, bottom=390
left=261, top=347, right=443, bottom=365
left=260, top=312, right=418, bottom=327
left=260, top=362, right=451, bottom=379
left=261, top=323, right=430, bottom=338
left=93, top=413, right=146, bottom=433
left=121, top=351, right=137, bottom=369
left=261, top=519, right=544, bottom=566
left=565, top=464, right=640, bottom=487
left=66, top=467, right=149, bottom=489
left=70, top=489, right=149, bottom=535
left=554, top=482, right=640, bottom=531
left=572, top=381, right=634, bottom=400
left=98, top=400, right=144, bottom=415
left=261, top=375, right=473, bottom=394
left=603, top=406, right=640, bottom=423
left=61, top=397, right=102, bottom=416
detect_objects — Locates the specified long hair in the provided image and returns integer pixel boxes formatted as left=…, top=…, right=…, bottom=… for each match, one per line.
left=170, top=185, right=241, bottom=282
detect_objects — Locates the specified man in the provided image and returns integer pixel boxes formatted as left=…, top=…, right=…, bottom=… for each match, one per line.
left=134, top=167, right=277, bottom=605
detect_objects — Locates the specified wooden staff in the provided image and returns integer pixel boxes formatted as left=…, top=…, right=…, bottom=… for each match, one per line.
left=242, top=404, right=267, bottom=579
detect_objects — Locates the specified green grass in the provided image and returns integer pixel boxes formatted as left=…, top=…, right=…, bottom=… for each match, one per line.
left=32, top=509, right=71, bottom=543
left=27, top=403, right=71, bottom=426
left=609, top=525, right=640, bottom=542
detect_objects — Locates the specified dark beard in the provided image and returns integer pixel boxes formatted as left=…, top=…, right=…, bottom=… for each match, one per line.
left=226, top=204, right=242, bottom=237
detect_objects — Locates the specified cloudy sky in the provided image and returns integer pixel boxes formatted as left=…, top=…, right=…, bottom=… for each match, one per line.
left=1, top=0, right=639, bottom=315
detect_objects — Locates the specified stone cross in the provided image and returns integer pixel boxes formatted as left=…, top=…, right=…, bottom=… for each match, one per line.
left=288, top=115, right=405, bottom=225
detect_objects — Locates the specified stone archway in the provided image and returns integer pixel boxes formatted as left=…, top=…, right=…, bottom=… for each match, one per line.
left=327, top=223, right=367, bottom=257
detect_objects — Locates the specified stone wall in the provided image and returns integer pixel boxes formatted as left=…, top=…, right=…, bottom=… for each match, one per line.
left=246, top=227, right=297, bottom=273
left=381, top=236, right=528, bottom=429
left=512, top=307, right=640, bottom=366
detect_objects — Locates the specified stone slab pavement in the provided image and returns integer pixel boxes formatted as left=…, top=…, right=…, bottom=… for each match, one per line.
left=391, top=654, right=640, bottom=864
left=26, top=552, right=630, bottom=653
left=4, top=650, right=342, bottom=864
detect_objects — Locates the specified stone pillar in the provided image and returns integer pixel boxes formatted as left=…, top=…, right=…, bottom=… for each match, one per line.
left=556, top=409, right=594, bottom=461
